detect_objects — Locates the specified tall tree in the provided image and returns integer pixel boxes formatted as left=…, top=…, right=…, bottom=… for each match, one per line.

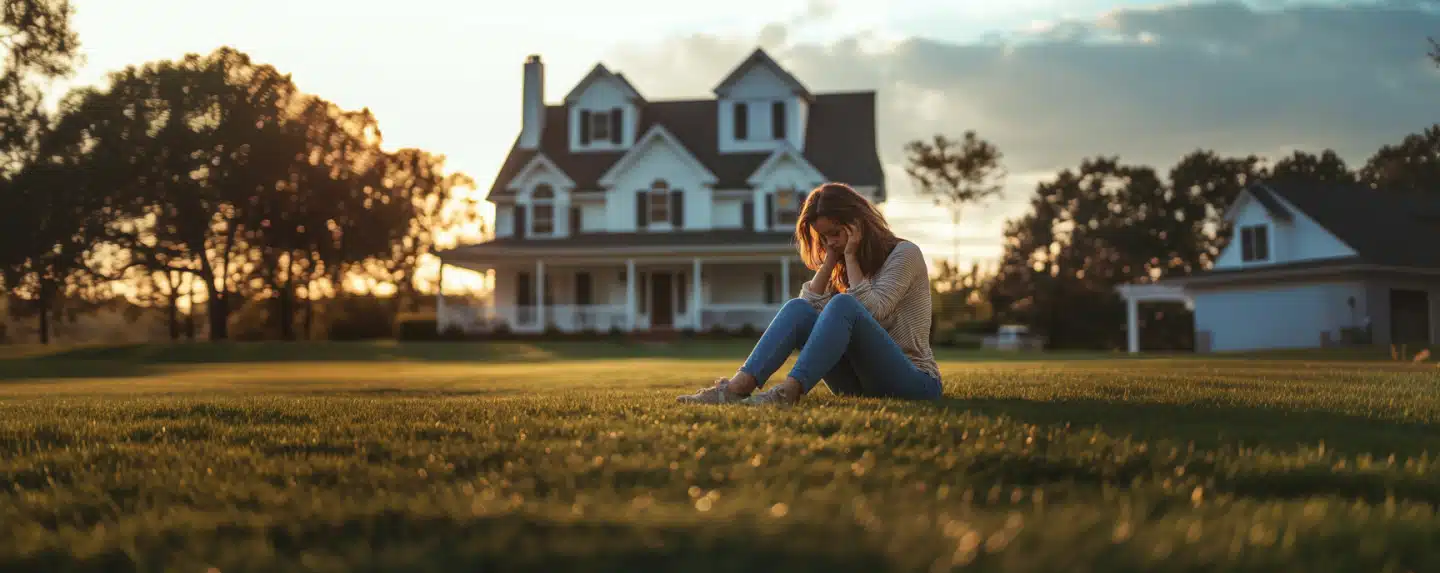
left=366, top=148, right=478, bottom=313
left=0, top=0, right=82, bottom=342
left=1167, top=150, right=1267, bottom=270
left=903, top=132, right=1006, bottom=263
left=1269, top=149, right=1356, bottom=185
left=1361, top=125, right=1440, bottom=195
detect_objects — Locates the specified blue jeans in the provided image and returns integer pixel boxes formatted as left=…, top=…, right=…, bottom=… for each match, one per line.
left=738, top=295, right=942, bottom=400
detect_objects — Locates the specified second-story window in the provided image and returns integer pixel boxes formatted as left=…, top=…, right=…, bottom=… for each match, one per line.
left=590, top=112, right=610, bottom=142
left=733, top=102, right=749, bottom=140
left=772, top=101, right=787, bottom=139
left=1240, top=224, right=1269, bottom=262
left=649, top=180, right=671, bottom=224
left=532, top=184, right=555, bottom=235
left=775, top=187, right=800, bottom=225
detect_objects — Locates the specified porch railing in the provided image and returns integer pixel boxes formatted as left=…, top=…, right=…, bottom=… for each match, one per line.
left=440, top=302, right=781, bottom=334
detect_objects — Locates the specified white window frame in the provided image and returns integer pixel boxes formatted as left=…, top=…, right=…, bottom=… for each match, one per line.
left=1239, top=224, right=1270, bottom=263
left=531, top=184, right=556, bottom=235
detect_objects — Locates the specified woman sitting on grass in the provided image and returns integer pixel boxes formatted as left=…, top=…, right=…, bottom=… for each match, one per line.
left=678, top=182, right=942, bottom=407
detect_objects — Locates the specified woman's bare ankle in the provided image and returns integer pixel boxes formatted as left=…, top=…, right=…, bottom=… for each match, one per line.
left=728, top=371, right=758, bottom=395
left=779, top=378, right=804, bottom=401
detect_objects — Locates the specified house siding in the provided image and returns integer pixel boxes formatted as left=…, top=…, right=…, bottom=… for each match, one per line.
left=1192, top=281, right=1368, bottom=351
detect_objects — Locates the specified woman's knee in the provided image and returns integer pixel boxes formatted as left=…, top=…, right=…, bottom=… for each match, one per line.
left=826, top=293, right=865, bottom=314
left=780, top=297, right=819, bottom=316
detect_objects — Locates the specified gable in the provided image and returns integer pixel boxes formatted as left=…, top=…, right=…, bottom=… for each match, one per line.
left=598, top=125, right=717, bottom=187
left=505, top=153, right=576, bottom=193
left=1214, top=187, right=1357, bottom=269
left=747, top=147, right=824, bottom=189
left=563, top=64, right=643, bottom=103
left=714, top=49, right=811, bottom=100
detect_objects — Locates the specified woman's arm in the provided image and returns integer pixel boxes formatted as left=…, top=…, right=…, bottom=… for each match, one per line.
left=800, top=254, right=839, bottom=309
left=846, top=242, right=924, bottom=322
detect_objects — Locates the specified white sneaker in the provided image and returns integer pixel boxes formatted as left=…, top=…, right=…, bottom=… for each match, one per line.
left=740, top=385, right=800, bottom=407
left=676, top=379, right=748, bottom=404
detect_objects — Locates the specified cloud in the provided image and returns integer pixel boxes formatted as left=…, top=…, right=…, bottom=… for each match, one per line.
left=606, top=0, right=1440, bottom=260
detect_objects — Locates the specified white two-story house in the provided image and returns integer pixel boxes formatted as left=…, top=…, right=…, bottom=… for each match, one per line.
left=436, top=49, right=885, bottom=334
left=1117, top=181, right=1440, bottom=353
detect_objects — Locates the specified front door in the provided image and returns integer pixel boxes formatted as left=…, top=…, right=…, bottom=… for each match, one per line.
left=651, top=273, right=674, bottom=328
left=1390, top=289, right=1431, bottom=345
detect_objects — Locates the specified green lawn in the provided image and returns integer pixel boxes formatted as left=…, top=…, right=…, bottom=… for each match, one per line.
left=1, top=342, right=1438, bottom=572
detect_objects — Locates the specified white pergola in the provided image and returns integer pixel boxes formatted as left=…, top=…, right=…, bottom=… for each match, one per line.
left=1115, top=283, right=1193, bottom=354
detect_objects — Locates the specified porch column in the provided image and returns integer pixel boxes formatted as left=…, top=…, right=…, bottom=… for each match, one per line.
left=625, top=259, right=637, bottom=331
left=1126, top=296, right=1140, bottom=354
left=692, top=257, right=703, bottom=328
left=780, top=256, right=791, bottom=301
left=536, top=259, right=546, bottom=329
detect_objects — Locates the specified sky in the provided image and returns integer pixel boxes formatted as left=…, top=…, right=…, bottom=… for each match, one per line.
left=57, top=0, right=1440, bottom=281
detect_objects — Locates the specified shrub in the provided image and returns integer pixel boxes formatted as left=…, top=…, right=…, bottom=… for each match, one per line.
left=396, top=317, right=441, bottom=341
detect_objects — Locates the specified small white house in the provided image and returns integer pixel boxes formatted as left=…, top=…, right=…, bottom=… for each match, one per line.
left=436, top=49, right=885, bottom=334
left=1118, top=181, right=1440, bottom=353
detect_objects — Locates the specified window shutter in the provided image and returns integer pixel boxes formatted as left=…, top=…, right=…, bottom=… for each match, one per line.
left=543, top=275, right=553, bottom=305
left=671, top=191, right=684, bottom=228
left=677, top=273, right=687, bottom=313
left=569, top=206, right=582, bottom=236
left=609, top=108, right=623, bottom=144
left=733, top=102, right=748, bottom=140
left=763, top=273, right=776, bottom=304
left=765, top=194, right=775, bottom=229
left=1254, top=226, right=1269, bottom=260
left=772, top=101, right=786, bottom=139
left=579, top=110, right=592, bottom=144
left=517, top=272, right=532, bottom=306
left=635, top=190, right=649, bottom=229
left=513, top=205, right=527, bottom=239
left=742, top=200, right=754, bottom=230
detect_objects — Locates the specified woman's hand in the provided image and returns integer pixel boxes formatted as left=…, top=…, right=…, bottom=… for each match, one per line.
left=843, top=224, right=862, bottom=257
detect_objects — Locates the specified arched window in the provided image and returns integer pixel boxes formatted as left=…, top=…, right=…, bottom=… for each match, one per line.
left=648, top=180, right=671, bottom=223
left=531, top=184, right=555, bottom=235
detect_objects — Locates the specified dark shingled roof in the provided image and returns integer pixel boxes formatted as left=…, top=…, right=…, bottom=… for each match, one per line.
left=485, top=92, right=885, bottom=201
left=441, top=230, right=796, bottom=259
left=1261, top=181, right=1440, bottom=269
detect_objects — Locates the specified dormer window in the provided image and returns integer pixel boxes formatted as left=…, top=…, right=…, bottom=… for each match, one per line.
left=590, top=112, right=610, bottom=141
left=578, top=109, right=623, bottom=145
left=733, top=102, right=749, bottom=140
left=1240, top=224, right=1269, bottom=262
left=532, top=184, right=556, bottom=235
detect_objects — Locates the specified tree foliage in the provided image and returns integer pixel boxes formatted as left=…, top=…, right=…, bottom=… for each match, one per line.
left=3, top=46, right=478, bottom=343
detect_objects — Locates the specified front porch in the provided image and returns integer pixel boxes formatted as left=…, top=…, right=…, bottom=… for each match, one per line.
left=438, top=255, right=811, bottom=334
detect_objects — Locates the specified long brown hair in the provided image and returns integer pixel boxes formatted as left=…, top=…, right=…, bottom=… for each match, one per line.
left=795, top=182, right=901, bottom=293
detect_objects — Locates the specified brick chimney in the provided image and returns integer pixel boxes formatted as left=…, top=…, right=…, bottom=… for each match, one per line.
left=519, top=55, right=545, bottom=150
